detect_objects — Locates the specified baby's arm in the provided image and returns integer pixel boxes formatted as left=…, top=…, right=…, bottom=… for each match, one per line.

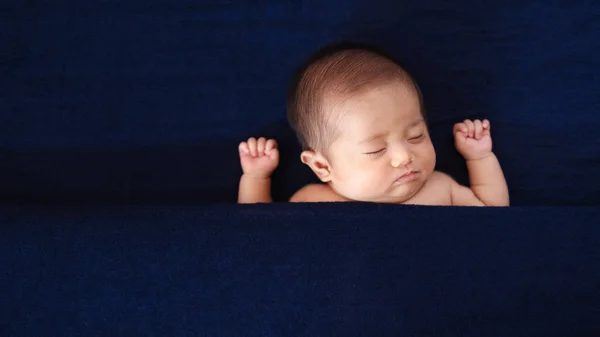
left=453, top=119, right=509, bottom=206
left=238, top=137, right=279, bottom=204
left=464, top=153, right=509, bottom=206
left=239, top=175, right=273, bottom=203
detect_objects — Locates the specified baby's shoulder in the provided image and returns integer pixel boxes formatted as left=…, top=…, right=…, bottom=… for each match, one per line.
left=407, top=171, right=454, bottom=205
left=289, top=183, right=347, bottom=202
left=427, top=171, right=462, bottom=193
left=428, top=171, right=455, bottom=185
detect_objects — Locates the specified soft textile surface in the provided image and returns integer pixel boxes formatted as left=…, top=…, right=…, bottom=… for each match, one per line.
left=2, top=2, right=600, bottom=335
left=1, top=204, right=600, bottom=335
left=2, top=0, right=600, bottom=205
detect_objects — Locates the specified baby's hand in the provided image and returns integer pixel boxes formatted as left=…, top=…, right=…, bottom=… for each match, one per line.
left=239, top=137, right=279, bottom=178
left=453, top=119, right=493, bottom=160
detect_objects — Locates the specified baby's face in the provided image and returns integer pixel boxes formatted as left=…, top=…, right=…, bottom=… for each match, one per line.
left=325, top=83, right=436, bottom=203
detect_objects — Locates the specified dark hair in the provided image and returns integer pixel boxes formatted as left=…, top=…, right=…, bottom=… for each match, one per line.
left=287, top=42, right=423, bottom=153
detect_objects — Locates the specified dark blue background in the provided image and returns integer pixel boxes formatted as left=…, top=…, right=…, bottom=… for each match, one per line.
left=2, top=2, right=600, bottom=335
left=2, top=0, right=600, bottom=204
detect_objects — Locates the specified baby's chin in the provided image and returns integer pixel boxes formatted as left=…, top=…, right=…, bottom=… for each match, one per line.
left=337, top=169, right=432, bottom=203
left=333, top=179, right=425, bottom=203
left=375, top=193, right=416, bottom=204
left=344, top=189, right=417, bottom=204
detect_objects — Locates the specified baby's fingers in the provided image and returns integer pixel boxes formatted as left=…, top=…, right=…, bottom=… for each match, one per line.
left=265, top=139, right=279, bottom=161
left=247, top=137, right=257, bottom=156
left=265, top=139, right=278, bottom=152
left=474, top=120, right=483, bottom=140
left=453, top=123, right=468, bottom=135
left=267, top=147, right=280, bottom=161
left=257, top=137, right=267, bottom=155
left=463, top=119, right=475, bottom=137
left=483, top=119, right=490, bottom=130
left=238, top=142, right=250, bottom=155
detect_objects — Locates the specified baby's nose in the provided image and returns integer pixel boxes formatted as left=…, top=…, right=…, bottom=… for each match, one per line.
left=391, top=148, right=412, bottom=168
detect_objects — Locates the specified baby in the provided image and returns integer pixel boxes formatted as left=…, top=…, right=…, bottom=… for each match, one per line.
left=238, top=43, right=509, bottom=206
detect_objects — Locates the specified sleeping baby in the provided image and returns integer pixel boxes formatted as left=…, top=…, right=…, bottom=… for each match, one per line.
left=237, top=43, right=509, bottom=206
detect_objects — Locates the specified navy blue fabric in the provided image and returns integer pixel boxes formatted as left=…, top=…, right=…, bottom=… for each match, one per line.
left=2, top=2, right=600, bottom=335
left=1, top=204, right=600, bottom=336
left=2, top=0, right=600, bottom=205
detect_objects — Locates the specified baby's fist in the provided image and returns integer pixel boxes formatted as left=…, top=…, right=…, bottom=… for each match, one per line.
left=454, top=119, right=493, bottom=160
left=239, top=137, right=279, bottom=178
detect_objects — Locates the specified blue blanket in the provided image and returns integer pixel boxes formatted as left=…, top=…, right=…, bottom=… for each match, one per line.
left=2, top=0, right=600, bottom=335
left=2, top=204, right=600, bottom=335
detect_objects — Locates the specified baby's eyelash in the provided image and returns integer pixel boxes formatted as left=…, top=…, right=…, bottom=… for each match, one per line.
left=364, top=148, right=386, bottom=157
left=408, top=133, right=425, bottom=141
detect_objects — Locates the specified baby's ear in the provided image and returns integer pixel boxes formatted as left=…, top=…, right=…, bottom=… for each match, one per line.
left=300, top=150, right=332, bottom=182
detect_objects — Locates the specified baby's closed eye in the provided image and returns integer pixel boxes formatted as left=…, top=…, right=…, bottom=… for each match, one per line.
left=364, top=148, right=387, bottom=157
left=408, top=133, right=425, bottom=143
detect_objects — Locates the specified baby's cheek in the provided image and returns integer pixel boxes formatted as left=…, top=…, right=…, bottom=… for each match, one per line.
left=355, top=167, right=387, bottom=189
left=338, top=167, right=368, bottom=186
left=417, top=144, right=436, bottom=170
left=337, top=166, right=375, bottom=190
left=422, top=154, right=436, bottom=172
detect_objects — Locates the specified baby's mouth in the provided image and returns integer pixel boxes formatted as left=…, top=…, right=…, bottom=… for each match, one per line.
left=394, top=170, right=419, bottom=184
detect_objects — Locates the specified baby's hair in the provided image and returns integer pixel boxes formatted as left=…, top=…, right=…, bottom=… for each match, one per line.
left=287, top=42, right=424, bottom=153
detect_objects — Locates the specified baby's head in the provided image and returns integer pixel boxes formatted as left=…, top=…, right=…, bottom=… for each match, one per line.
left=287, top=43, right=436, bottom=203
